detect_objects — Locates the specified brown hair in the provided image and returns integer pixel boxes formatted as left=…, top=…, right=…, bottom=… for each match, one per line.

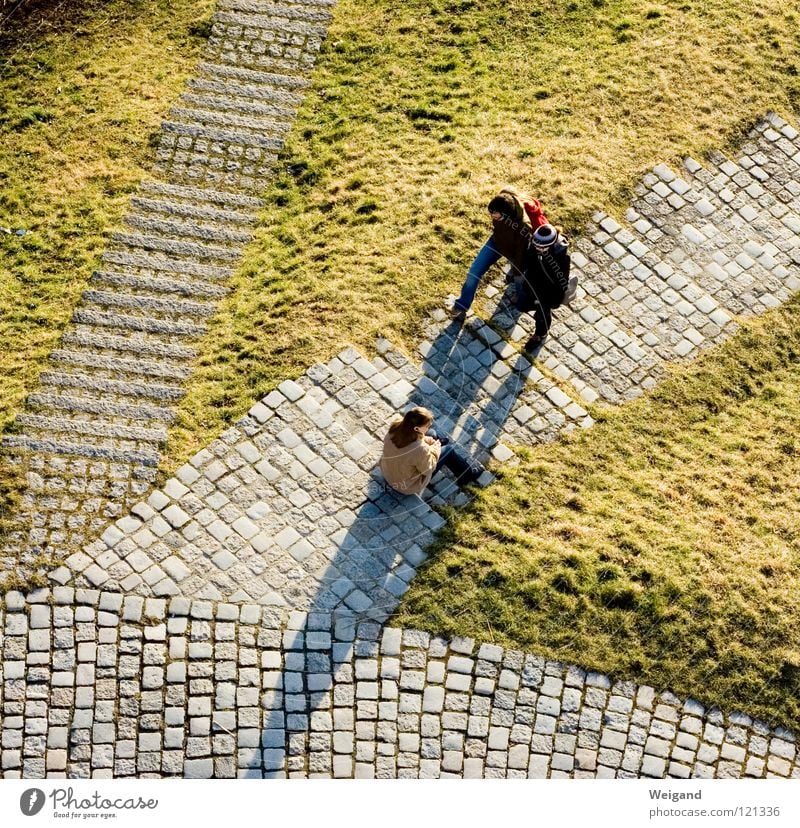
left=388, top=406, right=434, bottom=449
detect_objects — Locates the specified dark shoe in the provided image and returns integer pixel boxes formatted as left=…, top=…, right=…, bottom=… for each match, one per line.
left=463, top=465, right=485, bottom=485
left=448, top=304, right=467, bottom=321
left=524, top=334, right=547, bottom=357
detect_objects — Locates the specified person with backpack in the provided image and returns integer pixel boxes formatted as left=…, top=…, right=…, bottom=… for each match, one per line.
left=379, top=406, right=485, bottom=496
left=514, top=223, right=572, bottom=355
left=449, top=188, right=548, bottom=320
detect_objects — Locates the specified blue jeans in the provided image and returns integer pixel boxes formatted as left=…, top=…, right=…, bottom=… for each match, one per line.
left=453, top=237, right=502, bottom=312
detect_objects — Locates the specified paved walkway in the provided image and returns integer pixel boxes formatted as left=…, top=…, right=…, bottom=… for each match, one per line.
left=0, top=0, right=334, bottom=578
left=1, top=593, right=798, bottom=779
left=2, top=0, right=800, bottom=779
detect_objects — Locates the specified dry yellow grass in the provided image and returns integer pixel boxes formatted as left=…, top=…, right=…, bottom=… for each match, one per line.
left=166, top=0, right=800, bottom=470
left=0, top=0, right=214, bottom=436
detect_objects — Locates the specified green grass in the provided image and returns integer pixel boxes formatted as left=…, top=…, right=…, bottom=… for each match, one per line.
left=0, top=0, right=215, bottom=439
left=396, top=298, right=800, bottom=728
left=2, top=0, right=800, bottom=723
left=166, top=0, right=800, bottom=469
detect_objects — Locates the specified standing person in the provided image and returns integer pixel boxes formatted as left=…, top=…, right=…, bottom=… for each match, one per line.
left=515, top=223, right=571, bottom=355
left=379, top=406, right=485, bottom=496
left=449, top=188, right=548, bottom=320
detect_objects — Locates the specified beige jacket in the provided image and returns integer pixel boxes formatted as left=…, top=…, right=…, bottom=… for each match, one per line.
left=379, top=433, right=441, bottom=496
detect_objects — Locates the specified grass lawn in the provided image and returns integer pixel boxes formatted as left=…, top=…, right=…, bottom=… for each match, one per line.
left=396, top=299, right=800, bottom=728
left=0, top=0, right=214, bottom=438
left=2, top=0, right=800, bottom=723
left=168, top=0, right=800, bottom=464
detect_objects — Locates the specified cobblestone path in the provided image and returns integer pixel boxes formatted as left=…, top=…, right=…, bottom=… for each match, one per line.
left=2, top=593, right=799, bottom=779
left=2, top=0, right=800, bottom=781
left=0, top=0, right=334, bottom=576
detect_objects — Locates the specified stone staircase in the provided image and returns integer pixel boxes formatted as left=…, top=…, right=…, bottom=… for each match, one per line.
left=53, top=328, right=589, bottom=614
left=0, top=0, right=335, bottom=574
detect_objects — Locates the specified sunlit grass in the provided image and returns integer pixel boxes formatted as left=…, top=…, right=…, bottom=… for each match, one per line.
left=0, top=0, right=214, bottom=437
left=396, top=297, right=800, bottom=727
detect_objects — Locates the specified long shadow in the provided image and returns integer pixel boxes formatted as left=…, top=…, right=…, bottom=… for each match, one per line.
left=242, top=286, right=535, bottom=777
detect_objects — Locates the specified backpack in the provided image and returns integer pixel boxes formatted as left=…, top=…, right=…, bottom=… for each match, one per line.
left=555, top=234, right=578, bottom=306
left=518, top=236, right=576, bottom=310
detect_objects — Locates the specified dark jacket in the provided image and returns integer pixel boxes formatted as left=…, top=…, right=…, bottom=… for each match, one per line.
left=491, top=216, right=532, bottom=276
left=490, top=189, right=536, bottom=276
left=516, top=237, right=571, bottom=311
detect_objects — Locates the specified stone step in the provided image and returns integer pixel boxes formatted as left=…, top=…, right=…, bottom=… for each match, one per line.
left=27, top=392, right=175, bottom=423
left=682, top=152, right=800, bottom=258
left=216, top=0, right=335, bottom=21
left=347, top=340, right=499, bottom=467
left=73, top=308, right=206, bottom=338
left=633, top=163, right=796, bottom=317
left=90, top=270, right=229, bottom=301
left=80, top=289, right=216, bottom=319
left=122, top=213, right=252, bottom=246
left=161, top=119, right=285, bottom=152
left=186, top=77, right=303, bottom=109
left=110, top=232, right=241, bottom=262
left=39, top=371, right=185, bottom=402
left=211, top=11, right=329, bottom=39
left=62, top=329, right=197, bottom=361
left=15, top=413, right=168, bottom=444
left=179, top=91, right=295, bottom=122
left=655, top=155, right=800, bottom=253
left=203, top=44, right=310, bottom=77
left=49, top=349, right=192, bottom=381
left=138, top=181, right=264, bottom=212
left=676, top=133, right=800, bottom=244
left=753, top=113, right=800, bottom=164
left=0, top=434, right=160, bottom=466
left=197, top=60, right=311, bottom=90
left=571, top=213, right=734, bottom=364
left=129, top=195, right=257, bottom=226
left=169, top=106, right=292, bottom=138
left=101, top=248, right=234, bottom=281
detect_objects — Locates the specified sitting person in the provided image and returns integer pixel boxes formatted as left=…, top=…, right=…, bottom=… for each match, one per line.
left=379, top=406, right=484, bottom=496
left=450, top=187, right=548, bottom=319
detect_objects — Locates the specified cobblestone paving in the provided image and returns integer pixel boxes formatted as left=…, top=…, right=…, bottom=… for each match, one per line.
left=2, top=0, right=800, bottom=779
left=475, top=116, right=800, bottom=406
left=0, top=0, right=334, bottom=576
left=55, top=336, right=587, bottom=611
left=1, top=592, right=798, bottom=779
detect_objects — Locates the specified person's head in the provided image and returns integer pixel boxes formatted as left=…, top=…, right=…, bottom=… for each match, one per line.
left=388, top=406, right=434, bottom=448
left=532, top=223, right=558, bottom=253
left=487, top=192, right=520, bottom=225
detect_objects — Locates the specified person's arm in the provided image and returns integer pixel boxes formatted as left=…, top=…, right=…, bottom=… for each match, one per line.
left=415, top=441, right=440, bottom=476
